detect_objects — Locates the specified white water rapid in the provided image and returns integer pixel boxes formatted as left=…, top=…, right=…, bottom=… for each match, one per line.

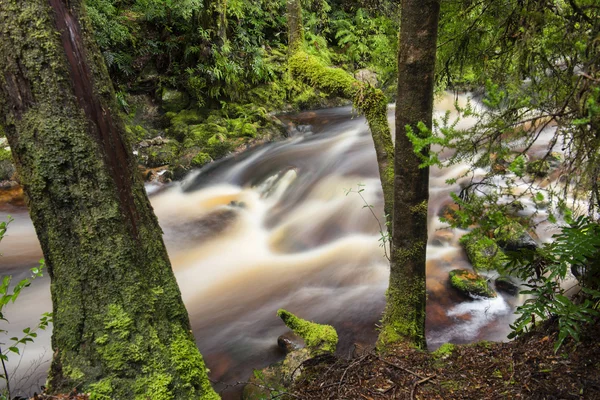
left=1, top=93, right=560, bottom=397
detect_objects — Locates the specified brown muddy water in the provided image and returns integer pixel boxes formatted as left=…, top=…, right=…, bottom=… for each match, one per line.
left=0, top=93, right=563, bottom=398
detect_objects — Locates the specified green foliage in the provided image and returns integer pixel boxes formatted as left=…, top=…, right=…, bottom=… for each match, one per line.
left=0, top=218, right=51, bottom=397
left=436, top=0, right=600, bottom=213
left=330, top=8, right=398, bottom=85
left=506, top=216, right=600, bottom=351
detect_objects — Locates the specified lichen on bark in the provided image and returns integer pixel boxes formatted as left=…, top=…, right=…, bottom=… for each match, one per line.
left=0, top=1, right=218, bottom=398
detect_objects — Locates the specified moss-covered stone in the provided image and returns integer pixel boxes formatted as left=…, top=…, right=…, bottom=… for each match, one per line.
left=494, top=221, right=537, bottom=252
left=449, top=269, right=497, bottom=298
left=191, top=152, right=212, bottom=168
left=277, top=309, right=338, bottom=355
left=0, top=148, right=15, bottom=181
left=460, top=231, right=508, bottom=271
left=161, top=88, right=190, bottom=112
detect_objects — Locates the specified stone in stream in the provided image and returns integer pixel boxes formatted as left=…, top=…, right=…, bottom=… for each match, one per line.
left=243, top=311, right=338, bottom=399
left=277, top=331, right=305, bottom=354
left=494, top=221, right=538, bottom=252
left=460, top=231, right=508, bottom=271
left=495, top=276, right=520, bottom=296
left=449, top=269, right=497, bottom=298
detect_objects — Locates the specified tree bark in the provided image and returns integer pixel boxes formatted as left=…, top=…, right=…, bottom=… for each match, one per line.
left=287, top=0, right=304, bottom=53
left=0, top=1, right=218, bottom=398
left=379, top=0, right=440, bottom=349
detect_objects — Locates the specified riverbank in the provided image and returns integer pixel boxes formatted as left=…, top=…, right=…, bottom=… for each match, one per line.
left=285, top=317, right=600, bottom=399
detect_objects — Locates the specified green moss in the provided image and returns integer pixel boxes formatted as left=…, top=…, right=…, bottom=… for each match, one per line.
left=167, top=109, right=204, bottom=126
left=378, top=274, right=426, bottom=349
left=0, top=148, right=11, bottom=162
left=133, top=373, right=173, bottom=400
left=191, top=152, right=212, bottom=168
left=460, top=231, right=508, bottom=271
left=89, top=378, right=113, bottom=400
left=161, top=88, right=190, bottom=112
left=432, top=343, right=455, bottom=359
left=449, top=269, right=497, bottom=298
left=276, top=309, right=338, bottom=354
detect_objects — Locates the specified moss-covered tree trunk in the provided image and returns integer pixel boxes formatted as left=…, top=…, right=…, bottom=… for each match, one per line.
left=0, top=1, right=218, bottom=398
left=287, top=0, right=304, bottom=53
left=379, top=0, right=440, bottom=349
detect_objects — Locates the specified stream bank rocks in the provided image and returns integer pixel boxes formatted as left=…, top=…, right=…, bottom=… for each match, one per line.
left=449, top=269, right=496, bottom=298
left=243, top=310, right=338, bottom=400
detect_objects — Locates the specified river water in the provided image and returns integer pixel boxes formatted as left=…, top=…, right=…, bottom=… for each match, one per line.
left=1, top=94, right=538, bottom=397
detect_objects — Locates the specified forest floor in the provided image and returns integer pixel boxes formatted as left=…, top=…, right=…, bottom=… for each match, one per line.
left=288, top=318, right=600, bottom=400
left=25, top=319, right=600, bottom=399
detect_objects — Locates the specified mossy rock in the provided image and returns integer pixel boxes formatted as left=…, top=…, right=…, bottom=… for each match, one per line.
left=460, top=231, right=508, bottom=271
left=136, top=141, right=179, bottom=168
left=0, top=148, right=15, bottom=181
left=190, top=152, right=212, bottom=168
left=494, top=221, right=537, bottom=252
left=161, top=88, right=190, bottom=112
left=242, top=348, right=311, bottom=399
left=449, top=269, right=496, bottom=298
left=495, top=276, right=520, bottom=296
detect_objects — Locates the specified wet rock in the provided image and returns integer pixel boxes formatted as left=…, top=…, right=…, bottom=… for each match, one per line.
left=296, top=124, right=312, bottom=134
left=437, top=203, right=460, bottom=223
left=161, top=88, right=190, bottom=112
left=136, top=138, right=178, bottom=168
left=354, top=69, right=378, bottom=87
left=449, top=269, right=496, bottom=298
left=495, top=276, right=520, bottom=296
left=277, top=332, right=305, bottom=354
left=494, top=221, right=537, bottom=252
left=460, top=231, right=508, bottom=271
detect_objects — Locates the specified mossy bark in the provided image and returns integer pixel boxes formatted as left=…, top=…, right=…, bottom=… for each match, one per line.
left=289, top=52, right=395, bottom=236
left=287, top=0, right=304, bottom=53
left=0, top=1, right=218, bottom=398
left=379, top=0, right=441, bottom=349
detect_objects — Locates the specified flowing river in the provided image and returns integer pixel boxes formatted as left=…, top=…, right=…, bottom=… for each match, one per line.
left=1, top=93, right=547, bottom=397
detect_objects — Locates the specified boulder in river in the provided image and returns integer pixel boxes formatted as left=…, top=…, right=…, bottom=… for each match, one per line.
left=460, top=231, right=508, bottom=271
left=495, top=276, right=520, bottom=296
left=449, top=269, right=497, bottom=298
left=277, top=331, right=305, bottom=354
left=494, top=221, right=537, bottom=252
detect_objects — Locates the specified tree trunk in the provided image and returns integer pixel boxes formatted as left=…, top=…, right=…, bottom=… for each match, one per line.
left=0, top=1, right=218, bottom=398
left=287, top=0, right=304, bottom=53
left=379, top=0, right=440, bottom=349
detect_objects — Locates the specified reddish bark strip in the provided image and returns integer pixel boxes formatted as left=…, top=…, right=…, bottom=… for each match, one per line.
left=47, top=0, right=139, bottom=235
